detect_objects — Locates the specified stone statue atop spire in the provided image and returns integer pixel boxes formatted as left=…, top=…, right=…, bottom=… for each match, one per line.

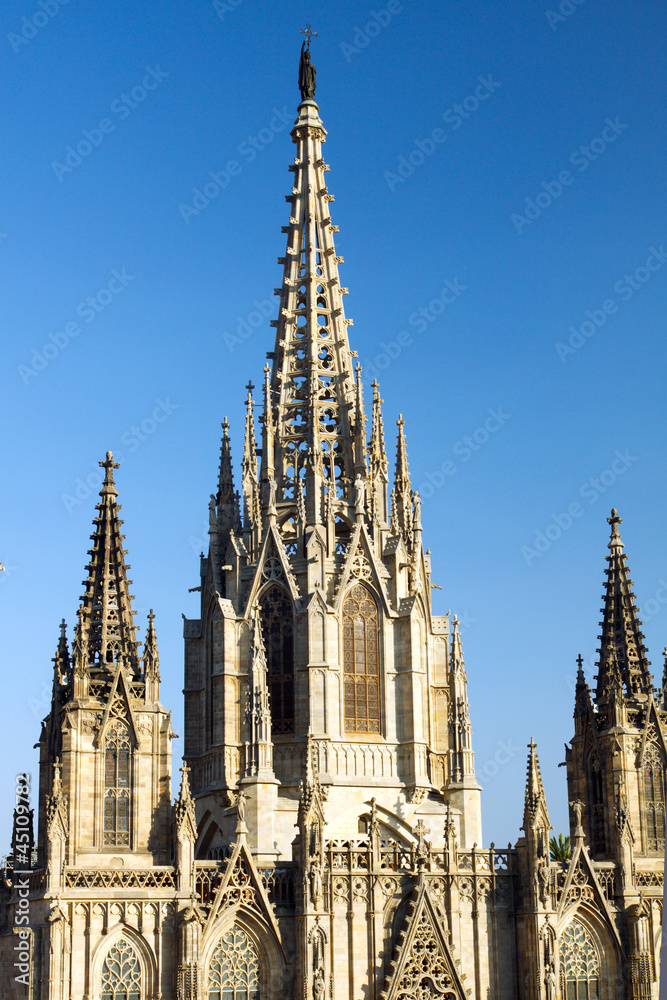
left=298, top=26, right=317, bottom=101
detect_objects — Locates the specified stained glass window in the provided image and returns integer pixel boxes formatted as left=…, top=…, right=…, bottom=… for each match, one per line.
left=104, top=720, right=131, bottom=846
left=588, top=758, right=606, bottom=855
left=643, top=743, right=665, bottom=853
left=208, top=926, right=260, bottom=1000
left=561, top=921, right=600, bottom=1000
left=343, top=584, right=380, bottom=733
left=260, top=586, right=294, bottom=734
left=101, top=937, right=141, bottom=1000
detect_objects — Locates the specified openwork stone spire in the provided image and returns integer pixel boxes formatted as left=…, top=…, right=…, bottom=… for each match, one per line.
left=595, top=509, right=652, bottom=702
left=392, top=415, right=413, bottom=541
left=259, top=88, right=362, bottom=530
left=78, top=453, right=139, bottom=672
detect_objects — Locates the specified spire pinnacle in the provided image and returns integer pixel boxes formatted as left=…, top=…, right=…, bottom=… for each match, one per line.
left=143, top=609, right=161, bottom=698
left=522, top=737, right=550, bottom=833
left=392, top=415, right=413, bottom=540
left=595, top=508, right=652, bottom=702
left=78, top=453, right=139, bottom=671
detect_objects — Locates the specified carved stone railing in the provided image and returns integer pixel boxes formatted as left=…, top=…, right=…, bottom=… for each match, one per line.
left=64, top=867, right=175, bottom=889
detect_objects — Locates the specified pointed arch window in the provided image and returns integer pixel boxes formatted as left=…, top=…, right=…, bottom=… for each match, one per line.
left=259, top=586, right=294, bottom=734
left=101, top=937, right=142, bottom=1000
left=588, top=755, right=606, bottom=856
left=643, top=742, right=665, bottom=853
left=104, top=720, right=131, bottom=846
left=343, top=584, right=380, bottom=733
left=208, top=925, right=260, bottom=1000
left=560, top=920, right=600, bottom=1000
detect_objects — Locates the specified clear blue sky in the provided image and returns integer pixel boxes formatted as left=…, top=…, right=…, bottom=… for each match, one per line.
left=2, top=0, right=666, bottom=849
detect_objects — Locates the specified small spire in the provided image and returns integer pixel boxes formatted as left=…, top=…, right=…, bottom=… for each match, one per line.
left=392, top=415, right=413, bottom=540
left=369, top=380, right=388, bottom=478
left=353, top=363, right=367, bottom=476
left=662, top=647, right=667, bottom=709
left=217, top=417, right=236, bottom=509
left=175, top=760, right=197, bottom=837
left=242, top=383, right=260, bottom=534
left=522, top=738, right=551, bottom=833
left=77, top=453, right=139, bottom=672
left=595, top=508, right=652, bottom=702
left=450, top=616, right=465, bottom=672
left=143, top=610, right=161, bottom=695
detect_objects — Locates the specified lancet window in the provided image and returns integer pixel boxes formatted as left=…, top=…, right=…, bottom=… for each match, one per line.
left=642, top=742, right=665, bottom=853
left=208, top=926, right=260, bottom=1000
left=560, top=920, right=600, bottom=1000
left=260, top=586, right=294, bottom=734
left=101, top=937, right=142, bottom=1000
left=343, top=584, right=380, bottom=733
left=104, top=720, right=131, bottom=846
left=588, top=756, right=606, bottom=856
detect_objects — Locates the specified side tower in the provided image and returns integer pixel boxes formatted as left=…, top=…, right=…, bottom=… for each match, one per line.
left=183, top=43, right=509, bottom=1000
left=565, top=509, right=664, bottom=999
left=0, top=454, right=187, bottom=1000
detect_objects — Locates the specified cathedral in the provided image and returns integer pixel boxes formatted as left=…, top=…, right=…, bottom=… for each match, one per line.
left=1, top=43, right=664, bottom=1000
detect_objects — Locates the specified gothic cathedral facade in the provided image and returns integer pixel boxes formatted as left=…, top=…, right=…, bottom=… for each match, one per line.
left=1, top=56, right=664, bottom=1000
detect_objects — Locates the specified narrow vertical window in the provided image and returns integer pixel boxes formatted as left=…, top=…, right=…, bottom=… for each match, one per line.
left=588, top=759, right=606, bottom=855
left=260, top=586, right=294, bottom=734
left=643, top=743, right=665, bottom=853
left=343, top=584, right=380, bottom=733
left=104, top=720, right=131, bottom=846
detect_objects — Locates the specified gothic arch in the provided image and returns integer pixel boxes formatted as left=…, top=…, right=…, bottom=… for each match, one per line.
left=197, top=813, right=225, bottom=860
left=257, top=583, right=295, bottom=735
left=202, top=908, right=286, bottom=1000
left=100, top=718, right=134, bottom=849
left=557, top=907, right=621, bottom=1000
left=90, top=925, right=156, bottom=1000
left=341, top=582, right=382, bottom=735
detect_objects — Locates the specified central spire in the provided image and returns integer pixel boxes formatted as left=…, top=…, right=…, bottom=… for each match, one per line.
left=258, top=48, right=362, bottom=533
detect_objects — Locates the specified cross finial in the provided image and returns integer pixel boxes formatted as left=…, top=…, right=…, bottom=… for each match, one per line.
left=300, top=23, right=317, bottom=48
left=528, top=736, right=537, bottom=752
left=246, top=381, right=255, bottom=396
left=576, top=653, right=584, bottom=670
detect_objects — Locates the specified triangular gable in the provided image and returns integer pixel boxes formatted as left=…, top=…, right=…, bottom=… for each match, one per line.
left=635, top=694, right=667, bottom=765
left=381, top=879, right=469, bottom=1000
left=203, top=835, right=282, bottom=946
left=556, top=843, right=624, bottom=955
left=243, top=521, right=301, bottom=614
left=333, top=522, right=392, bottom=614
left=94, top=665, right=141, bottom=748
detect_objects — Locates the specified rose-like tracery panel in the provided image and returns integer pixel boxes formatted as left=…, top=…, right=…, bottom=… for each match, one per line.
left=101, top=937, right=142, bottom=1000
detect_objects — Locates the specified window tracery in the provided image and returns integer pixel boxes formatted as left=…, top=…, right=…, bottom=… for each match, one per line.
left=259, top=586, right=294, bottom=734
left=560, top=921, right=600, bottom=1000
left=208, top=925, right=260, bottom=1000
left=101, top=937, right=142, bottom=1000
left=643, top=741, right=665, bottom=853
left=343, top=584, right=380, bottom=733
left=104, top=720, right=131, bottom=846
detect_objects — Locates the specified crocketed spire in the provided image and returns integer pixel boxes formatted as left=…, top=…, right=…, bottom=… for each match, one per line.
left=595, top=509, right=652, bottom=702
